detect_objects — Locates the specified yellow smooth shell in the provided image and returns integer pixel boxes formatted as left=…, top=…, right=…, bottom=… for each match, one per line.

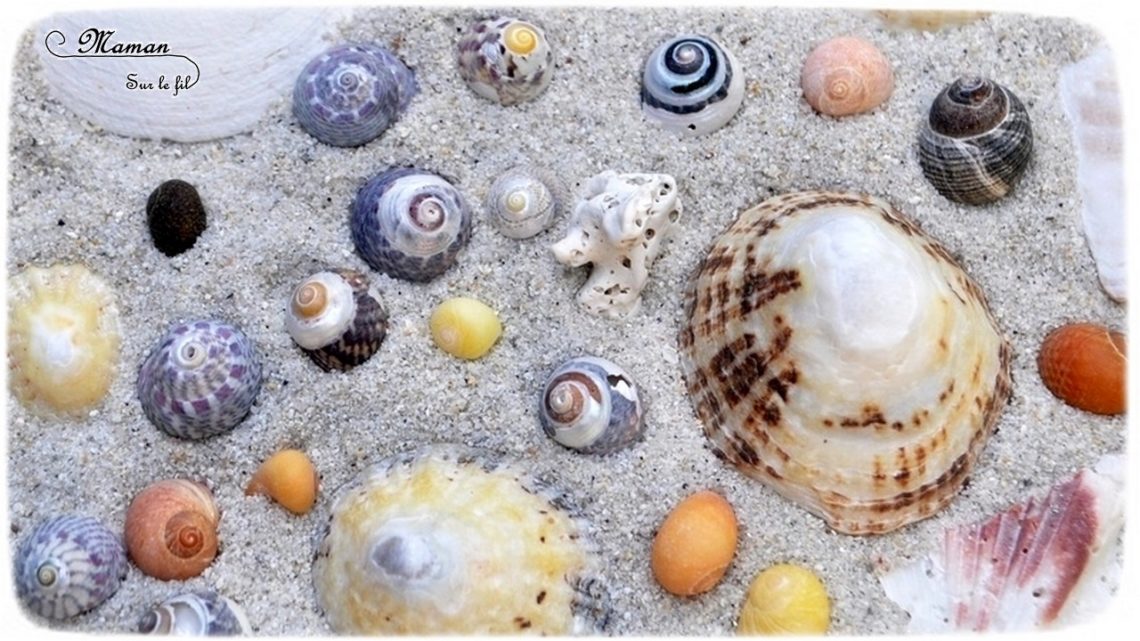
left=650, top=490, right=738, bottom=596
left=738, top=564, right=830, bottom=635
left=246, top=449, right=319, bottom=515
left=429, top=297, right=502, bottom=360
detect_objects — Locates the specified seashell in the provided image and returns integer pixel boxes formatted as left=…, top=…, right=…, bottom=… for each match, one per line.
left=313, top=444, right=611, bottom=634
left=429, top=297, right=502, bottom=360
left=879, top=453, right=1125, bottom=632
left=737, top=564, right=831, bottom=635
left=15, top=515, right=127, bottom=620
left=641, top=35, right=745, bottom=136
left=245, top=449, right=320, bottom=515
left=8, top=264, right=121, bottom=418
left=350, top=168, right=473, bottom=282
left=456, top=17, right=554, bottom=106
left=918, top=76, right=1033, bottom=205
left=36, top=9, right=345, bottom=142
left=800, top=36, right=893, bottom=117
left=147, top=179, right=208, bottom=256
left=551, top=171, right=682, bottom=318
left=285, top=268, right=388, bottom=371
left=138, top=591, right=252, bottom=636
left=679, top=191, right=1012, bottom=535
left=539, top=356, right=644, bottom=454
left=137, top=319, right=263, bottom=440
left=293, top=43, right=417, bottom=147
left=1037, top=323, right=1125, bottom=415
left=486, top=164, right=567, bottom=239
left=125, top=479, right=220, bottom=581
left=650, top=491, right=738, bottom=596
left=1060, top=47, right=1126, bottom=303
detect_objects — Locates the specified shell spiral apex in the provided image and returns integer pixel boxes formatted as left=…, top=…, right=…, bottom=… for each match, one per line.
left=457, top=17, right=554, bottom=106
left=918, top=76, right=1033, bottom=205
left=679, top=191, right=1011, bottom=535
left=641, top=34, right=745, bottom=136
left=138, top=591, right=252, bottom=635
left=487, top=164, right=567, bottom=239
left=539, top=356, right=645, bottom=454
left=125, top=479, right=220, bottom=581
left=351, top=168, right=473, bottom=282
left=285, top=268, right=388, bottom=371
left=293, top=43, right=417, bottom=147
left=801, top=36, right=894, bottom=117
left=16, top=515, right=127, bottom=620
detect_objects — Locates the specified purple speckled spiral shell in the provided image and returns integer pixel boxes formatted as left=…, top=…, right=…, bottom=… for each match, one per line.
left=16, top=515, right=127, bottom=620
left=293, top=43, right=417, bottom=147
left=350, top=168, right=473, bottom=282
left=137, top=319, right=263, bottom=440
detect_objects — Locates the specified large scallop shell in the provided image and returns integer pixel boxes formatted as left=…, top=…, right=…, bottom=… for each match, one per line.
left=539, top=356, right=645, bottom=454
left=313, top=445, right=611, bottom=634
left=138, top=591, right=252, bottom=636
left=678, top=191, right=1012, bottom=535
left=125, top=479, right=220, bottom=581
left=456, top=17, right=554, bottom=106
left=293, top=43, right=417, bottom=147
left=285, top=268, right=388, bottom=371
left=15, top=515, right=128, bottom=620
left=641, top=35, right=745, bottom=136
left=8, top=264, right=121, bottom=417
left=136, top=319, right=263, bottom=440
left=918, top=76, right=1033, bottom=205
left=800, top=36, right=894, bottom=117
left=350, top=168, right=473, bottom=282
left=486, top=164, right=566, bottom=239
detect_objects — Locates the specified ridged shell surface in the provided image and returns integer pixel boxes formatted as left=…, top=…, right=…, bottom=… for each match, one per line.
left=293, top=43, right=417, bottom=147
left=313, top=445, right=611, bottom=634
left=539, top=356, right=645, bottom=454
left=918, top=77, right=1033, bottom=205
left=457, top=17, right=554, bottom=106
left=285, top=268, right=388, bottom=371
left=679, top=191, right=1012, bottom=535
left=350, top=168, right=473, bottom=282
left=137, top=319, right=263, bottom=440
left=641, top=35, right=745, bottom=136
left=487, top=165, right=566, bottom=239
left=15, top=515, right=127, bottom=620
left=138, top=591, right=252, bottom=636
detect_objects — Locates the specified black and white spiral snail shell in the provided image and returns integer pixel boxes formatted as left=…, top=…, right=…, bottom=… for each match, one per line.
left=138, top=591, right=252, bottom=636
left=539, top=356, right=645, bottom=455
left=350, top=168, right=473, bottom=282
left=486, top=164, right=567, bottom=239
left=918, top=76, right=1033, bottom=205
left=293, top=43, right=418, bottom=147
left=136, top=319, right=263, bottom=440
left=15, top=515, right=127, bottom=620
left=456, top=17, right=554, bottom=106
left=285, top=268, right=389, bottom=372
left=641, top=35, right=745, bottom=136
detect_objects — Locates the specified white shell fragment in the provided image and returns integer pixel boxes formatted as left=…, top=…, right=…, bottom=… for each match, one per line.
left=878, top=454, right=1125, bottom=632
left=36, top=9, right=344, bottom=141
left=551, top=171, right=682, bottom=318
left=1059, top=47, right=1125, bottom=303
left=487, top=165, right=567, bottom=239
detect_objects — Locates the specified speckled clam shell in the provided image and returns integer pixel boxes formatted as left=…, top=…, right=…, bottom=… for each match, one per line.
left=138, top=591, right=252, bottom=636
left=679, top=191, right=1011, bottom=535
left=918, top=76, right=1033, bottom=205
left=313, top=444, right=611, bottom=634
left=641, top=35, right=745, bottom=136
left=457, top=17, right=554, bottom=106
left=293, top=43, right=417, bottom=147
left=486, top=164, right=567, bottom=239
left=137, top=319, right=263, bottom=440
left=15, top=515, right=127, bottom=620
left=539, top=356, right=645, bottom=455
left=350, top=168, right=473, bottom=282
left=285, top=268, right=389, bottom=371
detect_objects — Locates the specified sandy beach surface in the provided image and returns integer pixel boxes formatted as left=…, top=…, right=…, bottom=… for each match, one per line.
left=5, top=6, right=1126, bottom=635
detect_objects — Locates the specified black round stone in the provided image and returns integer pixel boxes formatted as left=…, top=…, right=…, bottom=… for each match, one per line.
left=146, top=179, right=207, bottom=257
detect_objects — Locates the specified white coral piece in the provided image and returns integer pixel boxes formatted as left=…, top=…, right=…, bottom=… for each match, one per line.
left=551, top=171, right=682, bottom=318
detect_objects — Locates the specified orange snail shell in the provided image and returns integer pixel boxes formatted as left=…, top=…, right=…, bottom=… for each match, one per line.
left=125, top=479, right=220, bottom=581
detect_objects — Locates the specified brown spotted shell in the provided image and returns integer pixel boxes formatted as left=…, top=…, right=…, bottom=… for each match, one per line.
left=679, top=191, right=1011, bottom=535
left=124, top=479, right=220, bottom=581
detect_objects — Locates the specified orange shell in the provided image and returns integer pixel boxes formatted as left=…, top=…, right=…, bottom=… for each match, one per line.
left=1037, top=323, right=1126, bottom=415
left=125, top=479, right=219, bottom=580
left=800, top=36, right=894, bottom=117
left=650, top=490, right=738, bottom=596
left=245, top=449, right=319, bottom=515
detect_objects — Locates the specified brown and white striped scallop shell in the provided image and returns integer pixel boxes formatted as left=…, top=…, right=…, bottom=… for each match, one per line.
left=678, top=191, right=1011, bottom=535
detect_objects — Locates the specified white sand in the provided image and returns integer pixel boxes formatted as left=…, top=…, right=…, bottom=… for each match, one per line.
left=6, top=7, right=1123, bottom=635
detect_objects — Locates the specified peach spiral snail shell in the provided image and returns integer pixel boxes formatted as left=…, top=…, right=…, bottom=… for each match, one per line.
left=125, top=479, right=220, bottom=581
left=800, top=36, right=894, bottom=117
